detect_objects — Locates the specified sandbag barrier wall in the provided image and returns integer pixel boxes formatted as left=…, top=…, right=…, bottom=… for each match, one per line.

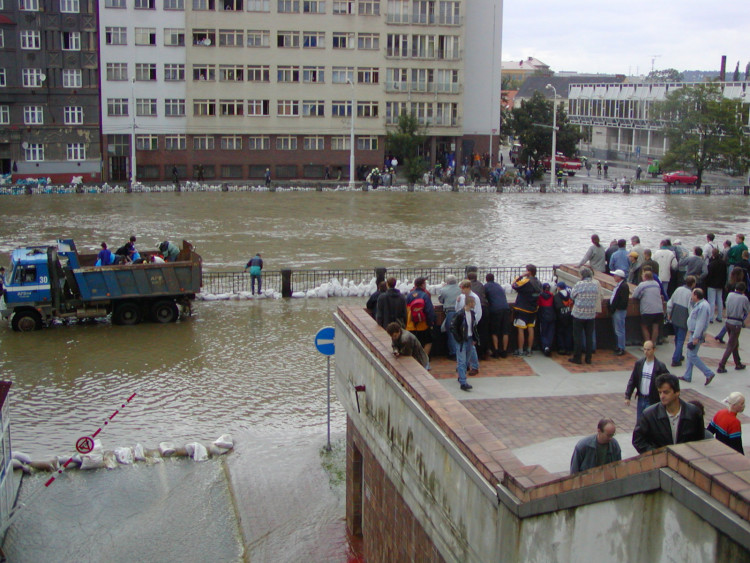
left=201, top=266, right=557, bottom=297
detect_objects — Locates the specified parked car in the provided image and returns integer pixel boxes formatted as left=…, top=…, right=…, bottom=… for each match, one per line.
left=662, top=171, right=698, bottom=185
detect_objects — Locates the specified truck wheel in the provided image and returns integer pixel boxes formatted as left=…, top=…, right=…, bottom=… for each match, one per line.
left=152, top=300, right=178, bottom=323
left=113, top=302, right=142, bottom=325
left=11, top=310, right=43, bottom=332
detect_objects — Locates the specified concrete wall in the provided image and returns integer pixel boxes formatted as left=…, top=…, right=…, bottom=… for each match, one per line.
left=334, top=307, right=750, bottom=562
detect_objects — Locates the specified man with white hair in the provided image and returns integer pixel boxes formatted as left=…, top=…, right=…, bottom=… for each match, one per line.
left=609, top=269, right=629, bottom=356
left=708, top=392, right=746, bottom=454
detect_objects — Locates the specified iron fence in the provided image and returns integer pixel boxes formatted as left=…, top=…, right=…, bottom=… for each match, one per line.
left=201, top=266, right=557, bottom=295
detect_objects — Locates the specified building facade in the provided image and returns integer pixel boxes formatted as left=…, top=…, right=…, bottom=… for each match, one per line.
left=567, top=80, right=749, bottom=161
left=99, top=0, right=502, bottom=182
left=0, top=0, right=102, bottom=182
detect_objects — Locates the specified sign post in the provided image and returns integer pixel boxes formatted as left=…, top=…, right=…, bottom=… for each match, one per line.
left=314, top=326, right=335, bottom=451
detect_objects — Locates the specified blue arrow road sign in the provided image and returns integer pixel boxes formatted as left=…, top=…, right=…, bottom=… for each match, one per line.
left=315, top=326, right=335, bottom=356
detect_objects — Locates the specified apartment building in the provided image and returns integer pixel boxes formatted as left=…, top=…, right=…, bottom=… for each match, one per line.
left=100, top=0, right=502, bottom=182
left=0, top=0, right=102, bottom=182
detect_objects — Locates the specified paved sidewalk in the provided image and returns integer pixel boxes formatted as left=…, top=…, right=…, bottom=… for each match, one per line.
left=434, top=321, right=750, bottom=473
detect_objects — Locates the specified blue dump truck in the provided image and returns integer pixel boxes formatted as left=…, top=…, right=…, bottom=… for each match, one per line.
left=1, top=239, right=202, bottom=331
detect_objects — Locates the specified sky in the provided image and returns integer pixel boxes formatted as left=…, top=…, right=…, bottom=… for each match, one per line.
left=502, top=0, right=749, bottom=76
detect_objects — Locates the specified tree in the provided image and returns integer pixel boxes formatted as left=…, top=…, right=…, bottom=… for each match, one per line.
left=653, top=83, right=750, bottom=187
left=503, top=91, right=582, bottom=165
left=646, top=68, right=683, bottom=83
left=385, top=113, right=428, bottom=184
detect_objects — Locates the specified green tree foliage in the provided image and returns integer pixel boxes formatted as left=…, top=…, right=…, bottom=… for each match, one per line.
left=653, top=84, right=750, bottom=187
left=503, top=91, right=582, bottom=164
left=386, top=113, right=428, bottom=184
left=646, top=68, right=684, bottom=82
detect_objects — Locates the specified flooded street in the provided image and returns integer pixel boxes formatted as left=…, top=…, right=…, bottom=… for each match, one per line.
left=1, top=191, right=750, bottom=560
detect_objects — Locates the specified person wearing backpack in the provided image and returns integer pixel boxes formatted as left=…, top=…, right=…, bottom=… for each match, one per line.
left=554, top=282, right=574, bottom=355
left=451, top=296, right=479, bottom=392
left=406, top=277, right=436, bottom=366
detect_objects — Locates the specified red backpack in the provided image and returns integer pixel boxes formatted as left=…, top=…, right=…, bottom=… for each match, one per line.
left=407, top=297, right=427, bottom=325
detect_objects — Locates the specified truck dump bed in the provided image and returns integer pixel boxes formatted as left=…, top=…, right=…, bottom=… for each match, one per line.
left=73, top=242, right=202, bottom=302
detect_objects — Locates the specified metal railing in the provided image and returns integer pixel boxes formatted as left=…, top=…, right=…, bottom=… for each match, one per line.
left=201, top=266, right=557, bottom=295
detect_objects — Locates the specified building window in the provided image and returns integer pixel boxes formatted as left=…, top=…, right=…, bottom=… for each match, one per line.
left=67, top=143, right=86, bottom=161
left=219, top=29, right=244, bottom=47
left=410, top=101, right=432, bottom=124
left=357, top=101, right=378, bottom=117
left=165, top=135, right=186, bottom=150
left=20, top=30, right=41, bottom=50
left=164, top=28, right=185, bottom=46
left=193, top=135, right=215, bottom=150
left=247, top=30, right=270, bottom=47
left=357, top=33, right=378, bottom=50
left=331, top=66, right=353, bottom=84
left=136, top=135, right=158, bottom=150
left=357, top=67, right=379, bottom=84
left=358, top=0, right=378, bottom=14
left=60, top=0, right=80, bottom=11
left=386, top=33, right=408, bottom=57
left=220, top=135, right=242, bottom=149
left=303, top=135, right=324, bottom=150
left=438, top=0, right=460, bottom=24
left=276, top=31, right=299, bottom=48
left=246, top=0, right=269, bottom=10
left=105, top=0, right=126, bottom=7
left=277, top=100, right=299, bottom=116
left=220, top=99, right=244, bottom=116
left=164, top=0, right=184, bottom=8
left=436, top=68, right=458, bottom=92
left=331, top=135, right=350, bottom=150
left=165, top=99, right=186, bottom=116
left=302, top=100, right=324, bottom=117
left=193, top=65, right=216, bottom=81
left=302, top=66, right=324, bottom=83
left=22, top=68, right=44, bottom=87
left=411, top=34, right=435, bottom=58
left=331, top=100, right=351, bottom=117
left=23, top=105, right=43, bottom=125
left=385, top=100, right=406, bottom=124
left=136, top=98, right=157, bottom=116
left=357, top=136, right=377, bottom=150
left=276, top=135, right=297, bottom=150
left=277, top=66, right=300, bottom=83
left=24, top=143, right=44, bottom=161
left=165, top=64, right=185, bottom=81
left=192, top=0, right=216, bottom=9
left=332, top=0, right=353, bottom=14
left=222, top=0, right=242, bottom=9
left=332, top=32, right=353, bottom=49
left=219, top=65, right=244, bottom=81
left=277, top=0, right=299, bottom=12
left=105, top=27, right=127, bottom=45
left=248, top=135, right=269, bottom=150
left=135, top=28, right=157, bottom=46
left=0, top=69, right=5, bottom=87
left=107, top=98, right=129, bottom=116
left=62, top=69, right=82, bottom=88
left=220, top=165, right=243, bottom=178
left=193, top=29, right=216, bottom=46
left=193, top=99, right=216, bottom=116
left=437, top=34, right=459, bottom=59
left=135, top=63, right=157, bottom=81
left=435, top=102, right=457, bottom=125
left=303, top=0, right=324, bottom=13
left=19, top=0, right=40, bottom=11
left=247, top=65, right=270, bottom=82
left=302, top=31, right=325, bottom=48
left=135, top=0, right=155, bottom=8
left=64, top=106, right=84, bottom=124
left=0, top=106, right=9, bottom=125
left=62, top=31, right=81, bottom=51
left=247, top=99, right=270, bottom=116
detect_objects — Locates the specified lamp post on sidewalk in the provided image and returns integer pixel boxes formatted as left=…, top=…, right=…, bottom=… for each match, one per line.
left=346, top=78, right=356, bottom=189
left=545, top=84, right=558, bottom=186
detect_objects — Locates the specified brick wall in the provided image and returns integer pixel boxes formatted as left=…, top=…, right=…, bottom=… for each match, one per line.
left=347, top=417, right=446, bottom=563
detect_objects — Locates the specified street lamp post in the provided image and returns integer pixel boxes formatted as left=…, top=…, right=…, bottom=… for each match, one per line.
left=130, top=77, right=137, bottom=186
left=545, top=84, right=558, bottom=186
left=346, top=79, right=356, bottom=189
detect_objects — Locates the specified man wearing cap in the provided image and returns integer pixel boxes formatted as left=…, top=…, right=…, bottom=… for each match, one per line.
left=627, top=251, right=642, bottom=285
left=609, top=239, right=630, bottom=279
left=609, top=269, right=630, bottom=355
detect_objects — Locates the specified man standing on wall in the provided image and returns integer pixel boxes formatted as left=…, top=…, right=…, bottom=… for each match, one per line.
left=245, top=253, right=264, bottom=295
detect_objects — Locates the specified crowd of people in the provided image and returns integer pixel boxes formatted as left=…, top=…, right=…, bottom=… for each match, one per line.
left=94, top=237, right=178, bottom=266
left=365, top=231, right=750, bottom=472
